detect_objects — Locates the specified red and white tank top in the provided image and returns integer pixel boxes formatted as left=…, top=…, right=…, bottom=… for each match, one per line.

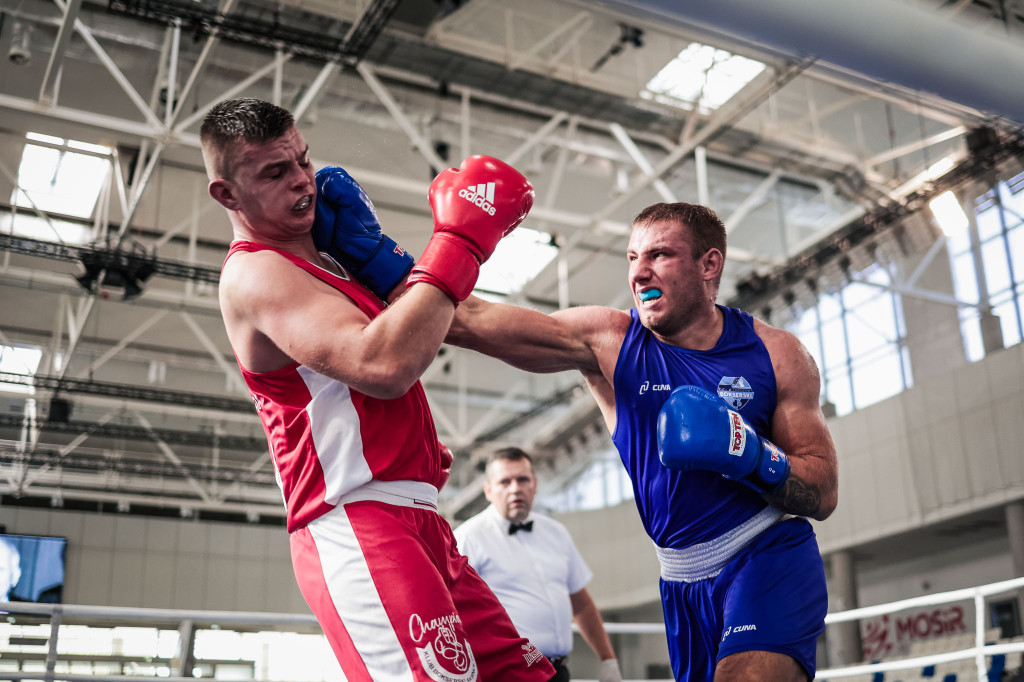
left=222, top=241, right=450, bottom=532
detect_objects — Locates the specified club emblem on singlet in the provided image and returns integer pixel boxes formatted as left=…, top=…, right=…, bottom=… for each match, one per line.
left=409, top=612, right=478, bottom=682
left=717, top=376, right=754, bottom=409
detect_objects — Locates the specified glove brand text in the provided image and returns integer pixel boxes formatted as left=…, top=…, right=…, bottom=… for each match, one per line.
left=728, top=410, right=746, bottom=456
left=458, top=188, right=497, bottom=216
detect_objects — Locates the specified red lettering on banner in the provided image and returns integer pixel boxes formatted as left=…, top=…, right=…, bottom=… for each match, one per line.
left=862, top=606, right=968, bottom=660
left=915, top=613, right=931, bottom=637
left=948, top=605, right=965, bottom=632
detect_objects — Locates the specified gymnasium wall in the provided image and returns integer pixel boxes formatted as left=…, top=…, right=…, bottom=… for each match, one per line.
left=0, top=506, right=304, bottom=613
left=857, top=536, right=1014, bottom=607
left=816, top=339, right=1024, bottom=555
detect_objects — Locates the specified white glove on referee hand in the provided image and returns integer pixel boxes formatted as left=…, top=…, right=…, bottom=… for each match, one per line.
left=599, top=658, right=622, bottom=682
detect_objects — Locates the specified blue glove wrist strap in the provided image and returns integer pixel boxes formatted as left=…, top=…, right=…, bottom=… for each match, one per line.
left=738, top=437, right=790, bottom=495
left=343, top=236, right=414, bottom=300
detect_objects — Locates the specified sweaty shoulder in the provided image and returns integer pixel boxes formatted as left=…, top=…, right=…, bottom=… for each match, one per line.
left=220, top=247, right=370, bottom=373
left=559, top=306, right=631, bottom=349
left=559, top=306, right=630, bottom=429
left=558, top=305, right=631, bottom=377
left=220, top=248, right=289, bottom=309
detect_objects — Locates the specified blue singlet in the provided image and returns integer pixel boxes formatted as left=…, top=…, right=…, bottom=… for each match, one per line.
left=610, top=305, right=827, bottom=681
left=611, top=305, right=777, bottom=548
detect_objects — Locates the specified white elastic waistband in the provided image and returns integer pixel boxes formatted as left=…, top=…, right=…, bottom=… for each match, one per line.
left=337, top=480, right=439, bottom=510
left=656, top=506, right=785, bottom=583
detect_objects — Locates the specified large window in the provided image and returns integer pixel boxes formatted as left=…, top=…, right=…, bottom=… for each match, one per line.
left=933, top=171, right=1024, bottom=360
left=790, top=264, right=912, bottom=416
left=476, top=226, right=559, bottom=295
left=541, top=448, right=633, bottom=513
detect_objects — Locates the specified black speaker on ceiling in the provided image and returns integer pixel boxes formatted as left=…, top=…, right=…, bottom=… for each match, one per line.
left=966, top=127, right=999, bottom=155
left=48, top=397, right=72, bottom=423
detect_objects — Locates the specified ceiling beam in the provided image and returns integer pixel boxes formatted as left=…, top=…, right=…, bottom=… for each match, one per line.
left=74, top=310, right=169, bottom=379
left=593, top=61, right=806, bottom=223
left=293, top=61, right=342, bottom=122
left=506, top=112, right=569, bottom=167
left=509, top=11, right=593, bottom=71
left=130, top=410, right=215, bottom=503
left=864, top=126, right=967, bottom=169
left=57, top=0, right=162, bottom=129
left=179, top=312, right=245, bottom=394
left=171, top=0, right=240, bottom=125
left=724, top=169, right=782, bottom=233
left=20, top=410, right=120, bottom=489
left=356, top=62, right=448, bottom=173
left=173, top=56, right=287, bottom=134
left=37, top=0, right=84, bottom=105
left=608, top=122, right=677, bottom=203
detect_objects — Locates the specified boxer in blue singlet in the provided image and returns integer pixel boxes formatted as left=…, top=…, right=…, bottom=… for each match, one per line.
left=316, top=194, right=839, bottom=681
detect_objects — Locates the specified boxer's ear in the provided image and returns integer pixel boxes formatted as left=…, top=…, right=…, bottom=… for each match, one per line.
left=209, top=179, right=240, bottom=211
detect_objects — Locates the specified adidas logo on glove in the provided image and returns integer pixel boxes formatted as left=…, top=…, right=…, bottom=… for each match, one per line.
left=458, top=182, right=497, bottom=216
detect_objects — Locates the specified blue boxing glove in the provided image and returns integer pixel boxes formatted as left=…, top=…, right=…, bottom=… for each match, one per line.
left=657, top=385, right=790, bottom=495
left=314, top=166, right=414, bottom=300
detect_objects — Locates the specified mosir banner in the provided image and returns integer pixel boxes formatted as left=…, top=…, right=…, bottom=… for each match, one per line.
left=861, top=605, right=969, bottom=659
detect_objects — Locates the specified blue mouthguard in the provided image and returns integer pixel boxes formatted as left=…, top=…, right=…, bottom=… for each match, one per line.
left=638, top=289, right=662, bottom=302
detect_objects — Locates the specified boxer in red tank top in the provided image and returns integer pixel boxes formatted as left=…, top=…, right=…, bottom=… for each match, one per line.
left=203, top=97, right=553, bottom=682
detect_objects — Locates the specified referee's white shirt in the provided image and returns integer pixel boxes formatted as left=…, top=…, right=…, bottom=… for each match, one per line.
left=454, top=505, right=593, bottom=657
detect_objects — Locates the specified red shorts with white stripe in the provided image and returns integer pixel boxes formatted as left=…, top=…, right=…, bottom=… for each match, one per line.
left=290, top=485, right=555, bottom=682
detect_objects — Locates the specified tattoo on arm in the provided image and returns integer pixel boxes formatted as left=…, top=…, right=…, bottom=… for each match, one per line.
left=771, top=473, right=821, bottom=517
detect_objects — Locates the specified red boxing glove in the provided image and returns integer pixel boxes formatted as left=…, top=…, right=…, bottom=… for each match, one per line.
left=407, top=155, right=534, bottom=303
left=436, top=440, right=453, bottom=491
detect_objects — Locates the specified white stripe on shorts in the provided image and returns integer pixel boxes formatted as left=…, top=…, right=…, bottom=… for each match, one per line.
left=307, top=505, right=414, bottom=682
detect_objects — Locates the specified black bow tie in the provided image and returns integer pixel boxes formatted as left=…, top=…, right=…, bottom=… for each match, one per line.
left=508, top=520, right=534, bottom=535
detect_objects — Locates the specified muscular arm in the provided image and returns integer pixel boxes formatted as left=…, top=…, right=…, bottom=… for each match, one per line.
left=758, top=324, right=838, bottom=520
left=446, top=296, right=620, bottom=375
left=570, top=588, right=616, bottom=662
left=221, top=250, right=453, bottom=399
left=445, top=296, right=629, bottom=429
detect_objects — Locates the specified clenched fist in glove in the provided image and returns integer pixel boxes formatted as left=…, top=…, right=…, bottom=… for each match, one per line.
left=406, top=155, right=534, bottom=304
left=314, top=166, right=414, bottom=300
left=657, top=385, right=791, bottom=495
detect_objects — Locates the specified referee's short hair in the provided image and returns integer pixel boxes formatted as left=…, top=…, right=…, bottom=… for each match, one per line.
left=486, top=447, right=534, bottom=469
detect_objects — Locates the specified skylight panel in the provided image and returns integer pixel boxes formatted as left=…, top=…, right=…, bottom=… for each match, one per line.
left=11, top=134, right=111, bottom=221
left=642, top=43, right=766, bottom=114
left=26, top=132, right=63, bottom=145
left=477, top=227, right=559, bottom=295
left=0, top=213, right=92, bottom=244
left=68, top=140, right=112, bottom=154
left=0, top=344, right=43, bottom=395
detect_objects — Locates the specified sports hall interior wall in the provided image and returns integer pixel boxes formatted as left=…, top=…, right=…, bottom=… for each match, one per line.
left=0, top=506, right=306, bottom=614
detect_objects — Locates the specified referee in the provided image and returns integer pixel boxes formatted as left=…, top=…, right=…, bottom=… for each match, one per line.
left=454, top=448, right=623, bottom=682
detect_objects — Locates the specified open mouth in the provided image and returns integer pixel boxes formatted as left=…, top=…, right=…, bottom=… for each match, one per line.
left=293, top=195, right=312, bottom=211
left=637, top=288, right=663, bottom=303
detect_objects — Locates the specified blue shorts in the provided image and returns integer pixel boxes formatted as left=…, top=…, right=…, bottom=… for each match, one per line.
left=659, top=517, right=827, bottom=682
